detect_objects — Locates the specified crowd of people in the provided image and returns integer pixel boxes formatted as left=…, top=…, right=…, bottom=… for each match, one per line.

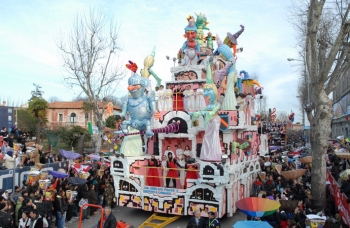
left=0, top=125, right=121, bottom=228
left=248, top=146, right=347, bottom=228
left=0, top=161, right=118, bottom=228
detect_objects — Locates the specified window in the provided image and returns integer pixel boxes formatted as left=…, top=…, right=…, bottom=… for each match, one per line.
left=8, top=116, right=12, bottom=121
left=70, top=112, right=77, bottom=123
left=8, top=108, right=12, bottom=113
left=58, top=114, right=63, bottom=122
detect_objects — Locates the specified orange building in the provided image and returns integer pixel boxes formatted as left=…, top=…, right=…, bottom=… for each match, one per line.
left=46, top=101, right=121, bottom=130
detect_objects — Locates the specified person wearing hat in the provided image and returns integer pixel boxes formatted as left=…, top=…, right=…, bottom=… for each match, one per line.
left=206, top=212, right=220, bottom=228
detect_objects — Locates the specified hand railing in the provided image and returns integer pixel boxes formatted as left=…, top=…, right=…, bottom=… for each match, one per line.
left=131, top=165, right=200, bottom=189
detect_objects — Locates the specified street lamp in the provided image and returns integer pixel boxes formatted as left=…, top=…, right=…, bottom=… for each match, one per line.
left=166, top=56, right=177, bottom=67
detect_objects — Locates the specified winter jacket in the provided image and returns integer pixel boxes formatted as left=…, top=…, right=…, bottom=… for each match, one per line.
left=18, top=217, right=31, bottom=228
left=42, top=199, right=53, bottom=217
left=33, top=201, right=46, bottom=218
left=0, top=210, right=11, bottom=228
left=88, top=189, right=98, bottom=205
left=15, top=200, right=23, bottom=226
left=55, top=196, right=68, bottom=214
left=4, top=154, right=14, bottom=169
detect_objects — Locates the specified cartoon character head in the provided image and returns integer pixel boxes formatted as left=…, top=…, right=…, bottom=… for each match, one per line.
left=184, top=16, right=197, bottom=41
left=141, top=47, right=155, bottom=78
left=126, top=61, right=148, bottom=97
left=185, top=30, right=197, bottom=42
left=194, top=12, right=208, bottom=28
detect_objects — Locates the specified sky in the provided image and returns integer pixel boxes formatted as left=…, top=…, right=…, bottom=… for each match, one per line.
left=0, top=0, right=304, bottom=122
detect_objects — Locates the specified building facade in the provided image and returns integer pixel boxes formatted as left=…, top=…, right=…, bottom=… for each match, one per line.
left=46, top=101, right=121, bottom=130
left=332, top=70, right=350, bottom=138
left=0, top=102, right=15, bottom=132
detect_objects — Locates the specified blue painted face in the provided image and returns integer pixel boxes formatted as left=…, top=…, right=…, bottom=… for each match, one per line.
left=204, top=88, right=215, bottom=103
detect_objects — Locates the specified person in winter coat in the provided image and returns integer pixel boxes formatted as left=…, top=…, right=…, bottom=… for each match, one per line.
left=33, top=194, right=46, bottom=219
left=18, top=210, right=31, bottom=228
left=186, top=209, right=205, bottom=228
left=55, top=190, right=68, bottom=228
left=89, top=184, right=98, bottom=216
left=19, top=198, right=34, bottom=221
left=252, top=177, right=263, bottom=196
left=279, top=211, right=289, bottom=228
left=42, top=192, right=53, bottom=228
left=263, top=175, right=275, bottom=192
left=340, top=177, right=350, bottom=197
left=295, top=209, right=307, bottom=228
left=99, top=206, right=116, bottom=228
left=29, top=209, right=43, bottom=228
left=4, top=153, right=15, bottom=169
left=0, top=203, right=11, bottom=228
left=15, top=196, right=24, bottom=227
left=7, top=134, right=14, bottom=148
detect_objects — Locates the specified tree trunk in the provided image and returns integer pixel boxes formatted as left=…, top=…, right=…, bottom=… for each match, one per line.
left=95, top=130, right=103, bottom=154
left=35, top=120, right=40, bottom=144
left=94, top=113, right=105, bottom=154
left=310, top=88, right=333, bottom=210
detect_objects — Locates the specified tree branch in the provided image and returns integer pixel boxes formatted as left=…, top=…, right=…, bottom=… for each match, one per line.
left=319, top=3, right=350, bottom=81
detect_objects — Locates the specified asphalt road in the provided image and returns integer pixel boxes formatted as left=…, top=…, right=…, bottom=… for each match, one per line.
left=65, top=206, right=247, bottom=228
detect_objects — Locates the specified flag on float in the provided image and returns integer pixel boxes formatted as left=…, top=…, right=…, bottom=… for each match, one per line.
left=73, top=163, right=91, bottom=173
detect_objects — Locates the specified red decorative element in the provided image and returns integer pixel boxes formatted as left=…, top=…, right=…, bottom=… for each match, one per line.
left=126, top=60, right=138, bottom=73
left=346, top=116, right=349, bottom=121
left=73, top=164, right=91, bottom=173
left=184, top=164, right=199, bottom=188
left=326, top=169, right=350, bottom=225
left=146, top=163, right=161, bottom=187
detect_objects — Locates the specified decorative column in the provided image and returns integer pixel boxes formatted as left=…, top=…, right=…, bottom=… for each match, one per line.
left=159, top=139, right=163, bottom=157
left=190, top=135, right=197, bottom=158
left=223, top=132, right=232, bottom=155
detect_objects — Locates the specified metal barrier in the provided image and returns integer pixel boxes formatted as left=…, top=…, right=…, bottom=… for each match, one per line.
left=78, top=204, right=104, bottom=228
left=0, top=161, right=67, bottom=192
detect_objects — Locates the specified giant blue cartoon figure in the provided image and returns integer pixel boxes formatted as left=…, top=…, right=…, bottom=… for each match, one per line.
left=118, top=61, right=156, bottom=138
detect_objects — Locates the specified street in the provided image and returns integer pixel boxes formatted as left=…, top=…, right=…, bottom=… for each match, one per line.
left=65, top=206, right=247, bottom=228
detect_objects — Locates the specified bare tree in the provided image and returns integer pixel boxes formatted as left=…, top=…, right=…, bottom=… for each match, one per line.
left=48, top=96, right=61, bottom=103
left=0, top=96, right=23, bottom=107
left=57, top=8, right=125, bottom=153
left=72, top=96, right=90, bottom=102
left=290, top=0, right=350, bottom=209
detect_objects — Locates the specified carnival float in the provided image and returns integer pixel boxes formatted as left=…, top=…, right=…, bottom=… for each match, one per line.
left=110, top=12, right=269, bottom=218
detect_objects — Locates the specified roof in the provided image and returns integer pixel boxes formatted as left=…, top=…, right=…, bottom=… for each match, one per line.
left=49, top=101, right=121, bottom=110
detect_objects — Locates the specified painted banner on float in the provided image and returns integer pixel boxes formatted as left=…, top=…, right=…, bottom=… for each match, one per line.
left=326, top=169, right=350, bottom=225
left=143, top=186, right=181, bottom=196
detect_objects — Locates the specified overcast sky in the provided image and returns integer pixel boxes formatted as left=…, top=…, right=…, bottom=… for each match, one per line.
left=0, top=0, right=304, bottom=122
